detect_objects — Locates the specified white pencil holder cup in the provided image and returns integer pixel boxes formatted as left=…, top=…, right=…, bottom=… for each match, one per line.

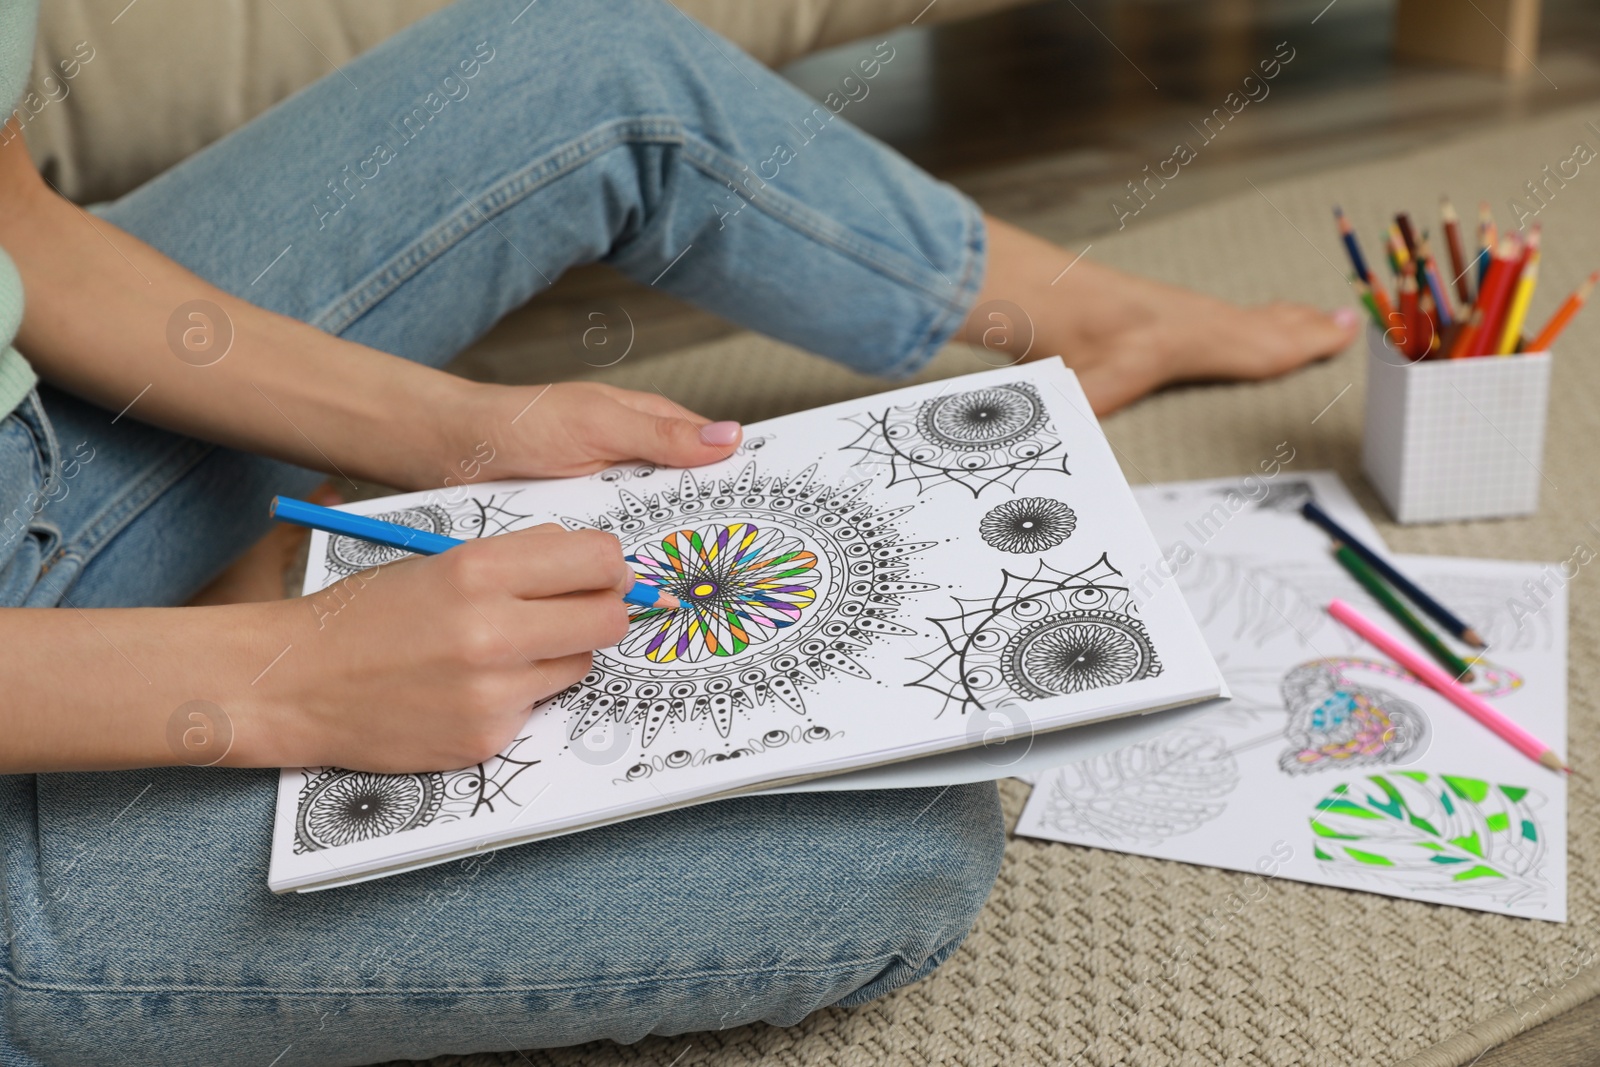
left=1361, top=325, right=1552, bottom=524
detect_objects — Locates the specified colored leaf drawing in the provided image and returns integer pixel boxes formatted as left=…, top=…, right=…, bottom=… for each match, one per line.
left=1310, top=771, right=1548, bottom=908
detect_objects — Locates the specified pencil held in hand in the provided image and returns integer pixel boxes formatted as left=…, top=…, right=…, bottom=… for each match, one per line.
left=269, top=496, right=681, bottom=610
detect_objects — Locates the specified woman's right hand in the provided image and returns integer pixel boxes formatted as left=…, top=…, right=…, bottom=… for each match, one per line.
left=240, top=524, right=636, bottom=773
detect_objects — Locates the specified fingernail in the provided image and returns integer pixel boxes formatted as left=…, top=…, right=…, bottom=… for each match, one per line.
left=698, top=420, right=741, bottom=446
left=1332, top=307, right=1360, bottom=331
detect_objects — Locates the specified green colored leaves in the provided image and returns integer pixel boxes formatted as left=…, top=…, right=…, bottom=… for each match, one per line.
left=1310, top=772, right=1548, bottom=906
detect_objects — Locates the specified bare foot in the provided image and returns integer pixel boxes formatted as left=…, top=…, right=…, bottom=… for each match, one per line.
left=962, top=216, right=1360, bottom=415
left=187, top=484, right=343, bottom=606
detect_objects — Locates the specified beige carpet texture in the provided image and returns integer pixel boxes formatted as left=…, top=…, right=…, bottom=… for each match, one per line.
left=408, top=104, right=1600, bottom=1066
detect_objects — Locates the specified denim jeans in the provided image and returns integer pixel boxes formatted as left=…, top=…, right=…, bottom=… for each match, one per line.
left=0, top=0, right=1000, bottom=1063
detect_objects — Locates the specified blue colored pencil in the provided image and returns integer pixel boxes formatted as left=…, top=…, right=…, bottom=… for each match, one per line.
left=1300, top=499, right=1484, bottom=647
left=271, top=496, right=677, bottom=610
left=1334, top=207, right=1374, bottom=283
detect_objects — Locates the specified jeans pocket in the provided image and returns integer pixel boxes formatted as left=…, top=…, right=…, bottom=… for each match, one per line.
left=0, top=391, right=62, bottom=607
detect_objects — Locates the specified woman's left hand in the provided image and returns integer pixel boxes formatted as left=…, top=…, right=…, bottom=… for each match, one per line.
left=421, top=380, right=743, bottom=489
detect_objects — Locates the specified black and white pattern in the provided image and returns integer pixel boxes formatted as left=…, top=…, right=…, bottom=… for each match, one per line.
left=612, top=723, right=841, bottom=784
left=322, top=493, right=542, bottom=578
left=555, top=463, right=936, bottom=751
left=293, top=738, right=541, bottom=853
left=979, top=497, right=1076, bottom=553
left=913, top=554, right=1162, bottom=714
left=325, top=504, right=453, bottom=576
left=842, top=383, right=1070, bottom=497
left=1040, top=728, right=1240, bottom=845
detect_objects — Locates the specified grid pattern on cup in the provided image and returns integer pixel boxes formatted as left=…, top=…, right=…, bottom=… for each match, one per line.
left=1362, top=330, right=1551, bottom=524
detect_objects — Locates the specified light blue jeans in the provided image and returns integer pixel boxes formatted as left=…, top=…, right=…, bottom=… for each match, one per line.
left=0, top=0, right=1001, bottom=1064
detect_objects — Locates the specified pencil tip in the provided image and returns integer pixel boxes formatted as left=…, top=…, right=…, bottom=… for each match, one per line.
left=656, top=591, right=682, bottom=610
left=1462, top=628, right=1486, bottom=648
left=1538, top=749, right=1569, bottom=773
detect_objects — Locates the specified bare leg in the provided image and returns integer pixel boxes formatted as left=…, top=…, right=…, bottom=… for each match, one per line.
left=960, top=217, right=1360, bottom=415
left=186, top=483, right=342, bottom=605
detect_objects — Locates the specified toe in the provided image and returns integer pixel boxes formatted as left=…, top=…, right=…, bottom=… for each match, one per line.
left=1250, top=302, right=1359, bottom=376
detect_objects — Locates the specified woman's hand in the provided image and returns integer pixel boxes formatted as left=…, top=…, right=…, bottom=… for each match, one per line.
left=416, top=380, right=744, bottom=489
left=241, top=523, right=637, bottom=773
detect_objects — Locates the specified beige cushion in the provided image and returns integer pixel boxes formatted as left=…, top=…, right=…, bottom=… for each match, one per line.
left=24, top=0, right=1026, bottom=202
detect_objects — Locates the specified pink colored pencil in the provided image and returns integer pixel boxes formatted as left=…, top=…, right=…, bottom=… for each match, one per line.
left=1327, top=599, right=1568, bottom=773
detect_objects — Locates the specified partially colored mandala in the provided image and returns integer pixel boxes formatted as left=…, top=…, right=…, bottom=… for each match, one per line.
left=293, top=738, right=541, bottom=853
left=979, top=497, right=1076, bottom=554
left=913, top=554, right=1162, bottom=714
left=842, top=382, right=1070, bottom=497
left=623, top=523, right=820, bottom=662
left=558, top=462, right=935, bottom=748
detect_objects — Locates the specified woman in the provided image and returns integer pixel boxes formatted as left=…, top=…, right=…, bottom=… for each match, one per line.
left=0, top=0, right=1356, bottom=1063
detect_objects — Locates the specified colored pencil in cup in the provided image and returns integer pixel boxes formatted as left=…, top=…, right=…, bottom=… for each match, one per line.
left=1470, top=234, right=1521, bottom=358
left=1395, top=211, right=1419, bottom=257
left=269, top=496, right=681, bottom=610
left=1352, top=276, right=1396, bottom=331
left=1335, top=207, right=1374, bottom=284
left=1389, top=223, right=1411, bottom=276
left=1413, top=257, right=1441, bottom=354
left=1300, top=499, right=1485, bottom=647
left=1333, top=543, right=1475, bottom=681
left=1441, top=196, right=1471, bottom=304
left=1328, top=599, right=1567, bottom=773
left=1415, top=231, right=1454, bottom=328
left=1496, top=234, right=1541, bottom=355
left=1457, top=248, right=1508, bottom=359
left=1446, top=306, right=1483, bottom=360
left=1353, top=278, right=1382, bottom=328
left=1398, top=271, right=1422, bottom=357
left=1475, top=202, right=1496, bottom=289
left=1527, top=269, right=1599, bottom=352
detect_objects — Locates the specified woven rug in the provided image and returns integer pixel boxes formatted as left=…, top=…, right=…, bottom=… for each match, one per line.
left=409, top=102, right=1600, bottom=1066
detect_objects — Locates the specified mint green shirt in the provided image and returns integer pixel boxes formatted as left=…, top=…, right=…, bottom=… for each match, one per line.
left=0, top=0, right=41, bottom=420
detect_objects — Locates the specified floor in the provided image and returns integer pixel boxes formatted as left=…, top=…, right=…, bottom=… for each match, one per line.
left=452, top=1, right=1600, bottom=1061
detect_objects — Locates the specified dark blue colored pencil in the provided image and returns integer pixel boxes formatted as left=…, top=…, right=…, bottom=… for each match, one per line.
left=1300, top=499, right=1484, bottom=647
left=1334, top=207, right=1373, bottom=283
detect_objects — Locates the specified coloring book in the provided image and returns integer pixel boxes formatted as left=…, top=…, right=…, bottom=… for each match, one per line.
left=1015, top=473, right=1569, bottom=921
left=269, top=361, right=1224, bottom=892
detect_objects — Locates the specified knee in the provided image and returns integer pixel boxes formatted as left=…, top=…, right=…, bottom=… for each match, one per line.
left=804, top=783, right=1006, bottom=1009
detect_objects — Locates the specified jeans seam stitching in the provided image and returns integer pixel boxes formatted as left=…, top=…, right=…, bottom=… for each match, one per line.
left=0, top=950, right=919, bottom=998
left=314, top=116, right=689, bottom=335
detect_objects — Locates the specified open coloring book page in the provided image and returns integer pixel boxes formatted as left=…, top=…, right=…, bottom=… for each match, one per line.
left=271, top=361, right=1224, bottom=892
left=1016, top=472, right=1569, bottom=921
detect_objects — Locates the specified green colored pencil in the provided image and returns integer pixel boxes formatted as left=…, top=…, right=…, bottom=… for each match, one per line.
left=1333, top=543, right=1475, bottom=682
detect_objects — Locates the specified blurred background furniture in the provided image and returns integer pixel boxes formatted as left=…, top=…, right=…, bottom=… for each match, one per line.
left=23, top=0, right=1032, bottom=203
left=1394, top=0, right=1542, bottom=76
